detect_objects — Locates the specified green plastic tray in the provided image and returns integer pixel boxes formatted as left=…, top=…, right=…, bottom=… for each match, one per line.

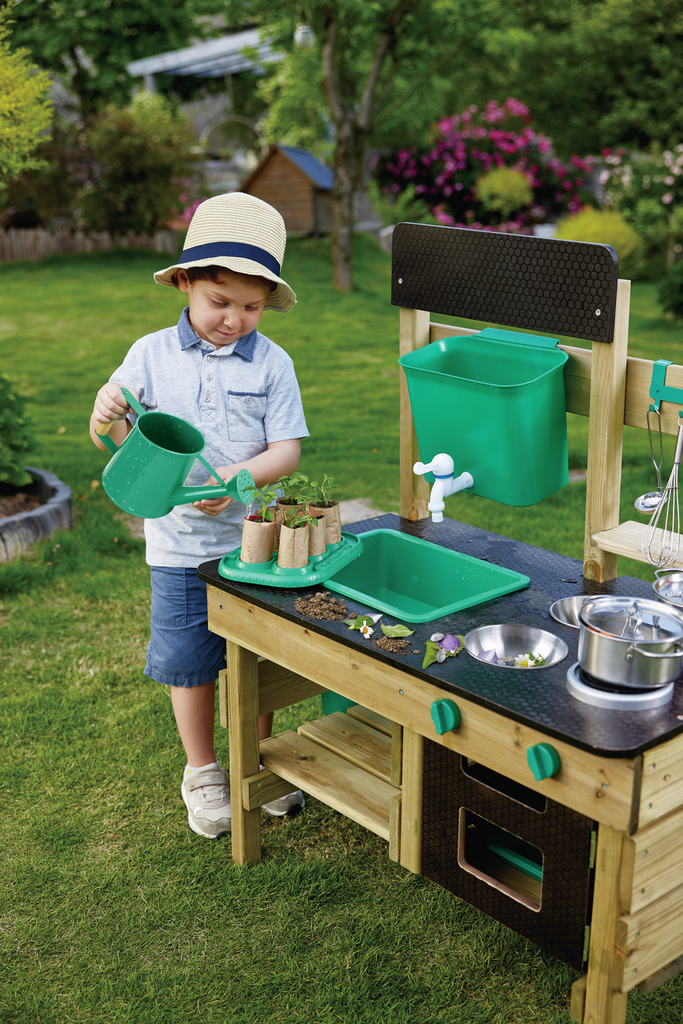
left=325, top=529, right=529, bottom=623
left=217, top=532, right=363, bottom=587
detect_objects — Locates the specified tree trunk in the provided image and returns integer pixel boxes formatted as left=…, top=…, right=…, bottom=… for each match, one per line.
left=331, top=118, right=357, bottom=292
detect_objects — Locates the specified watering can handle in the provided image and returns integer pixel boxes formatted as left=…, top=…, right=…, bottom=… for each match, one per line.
left=95, top=386, right=147, bottom=452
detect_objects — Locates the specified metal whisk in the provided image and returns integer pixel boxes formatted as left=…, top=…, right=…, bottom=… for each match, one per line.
left=643, top=418, right=683, bottom=568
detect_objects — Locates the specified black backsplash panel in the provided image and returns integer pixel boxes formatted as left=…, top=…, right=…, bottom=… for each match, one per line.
left=391, top=223, right=618, bottom=343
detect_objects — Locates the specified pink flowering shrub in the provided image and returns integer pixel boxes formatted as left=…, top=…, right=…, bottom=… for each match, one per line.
left=372, top=99, right=595, bottom=233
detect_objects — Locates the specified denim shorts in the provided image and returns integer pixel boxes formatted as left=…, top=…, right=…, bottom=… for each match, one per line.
left=144, top=566, right=226, bottom=687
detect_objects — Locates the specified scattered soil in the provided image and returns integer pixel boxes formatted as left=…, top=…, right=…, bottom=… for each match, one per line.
left=373, top=636, right=412, bottom=654
left=294, top=591, right=348, bottom=620
left=0, top=492, right=41, bottom=518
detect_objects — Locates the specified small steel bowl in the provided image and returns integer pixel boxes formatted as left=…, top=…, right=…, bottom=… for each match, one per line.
left=653, top=572, right=683, bottom=610
left=549, top=596, right=586, bottom=629
left=549, top=595, right=612, bottom=630
left=464, top=623, right=568, bottom=670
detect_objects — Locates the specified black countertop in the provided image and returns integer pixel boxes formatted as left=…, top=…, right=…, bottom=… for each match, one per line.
left=198, top=513, right=683, bottom=758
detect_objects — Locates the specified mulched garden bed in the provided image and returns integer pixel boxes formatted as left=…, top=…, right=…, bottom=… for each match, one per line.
left=0, top=492, right=41, bottom=518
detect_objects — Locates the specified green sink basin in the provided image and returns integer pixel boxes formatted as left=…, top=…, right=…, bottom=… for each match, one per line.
left=325, top=529, right=529, bottom=624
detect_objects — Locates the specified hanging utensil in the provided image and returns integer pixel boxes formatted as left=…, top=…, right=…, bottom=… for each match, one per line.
left=635, top=407, right=668, bottom=513
left=642, top=418, right=683, bottom=568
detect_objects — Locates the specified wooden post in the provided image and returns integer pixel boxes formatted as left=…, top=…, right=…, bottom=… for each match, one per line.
left=400, top=726, right=423, bottom=873
left=583, top=824, right=629, bottom=1024
left=584, top=279, right=630, bottom=582
left=226, top=641, right=262, bottom=865
left=399, top=307, right=431, bottom=520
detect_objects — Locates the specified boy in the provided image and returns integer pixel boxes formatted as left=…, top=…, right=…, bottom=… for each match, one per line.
left=90, top=193, right=308, bottom=839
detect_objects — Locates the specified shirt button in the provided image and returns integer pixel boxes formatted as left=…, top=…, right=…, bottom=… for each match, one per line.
left=206, top=356, right=214, bottom=362
left=204, top=395, right=211, bottom=402
left=244, top=396, right=252, bottom=404
left=206, top=373, right=214, bottom=380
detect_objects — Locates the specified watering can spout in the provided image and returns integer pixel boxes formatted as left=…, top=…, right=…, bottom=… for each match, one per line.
left=170, top=470, right=254, bottom=508
left=413, top=453, right=473, bottom=522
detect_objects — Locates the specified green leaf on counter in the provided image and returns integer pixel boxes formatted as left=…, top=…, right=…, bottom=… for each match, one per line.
left=380, top=622, right=414, bottom=638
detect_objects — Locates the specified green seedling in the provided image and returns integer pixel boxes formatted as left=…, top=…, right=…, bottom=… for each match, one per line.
left=244, top=484, right=279, bottom=522
left=277, top=471, right=309, bottom=503
left=281, top=506, right=321, bottom=530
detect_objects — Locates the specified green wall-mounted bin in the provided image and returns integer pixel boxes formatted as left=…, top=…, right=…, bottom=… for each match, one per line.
left=398, top=328, right=568, bottom=507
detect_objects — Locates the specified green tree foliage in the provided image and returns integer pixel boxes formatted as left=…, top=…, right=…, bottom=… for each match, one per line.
left=4, top=95, right=199, bottom=233
left=80, top=93, right=198, bottom=234
left=446, top=0, right=683, bottom=160
left=224, top=0, right=513, bottom=292
left=0, top=9, right=51, bottom=189
left=6, top=0, right=224, bottom=116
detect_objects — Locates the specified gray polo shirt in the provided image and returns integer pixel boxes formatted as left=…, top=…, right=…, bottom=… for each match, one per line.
left=109, top=308, right=309, bottom=567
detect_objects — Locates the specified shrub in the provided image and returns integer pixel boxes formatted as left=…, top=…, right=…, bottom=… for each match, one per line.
left=0, top=375, right=34, bottom=486
left=372, top=98, right=595, bottom=232
left=475, top=167, right=533, bottom=221
left=659, top=262, right=683, bottom=320
left=601, top=145, right=683, bottom=266
left=554, top=208, right=644, bottom=277
left=367, top=181, right=436, bottom=228
left=79, top=93, right=199, bottom=235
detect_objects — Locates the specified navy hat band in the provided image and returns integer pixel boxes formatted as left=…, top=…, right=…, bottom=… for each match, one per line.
left=179, top=241, right=281, bottom=277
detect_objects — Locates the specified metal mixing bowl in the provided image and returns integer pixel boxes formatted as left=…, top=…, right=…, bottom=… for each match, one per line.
left=464, top=623, right=568, bottom=669
left=549, top=595, right=612, bottom=630
left=652, top=572, right=683, bottom=610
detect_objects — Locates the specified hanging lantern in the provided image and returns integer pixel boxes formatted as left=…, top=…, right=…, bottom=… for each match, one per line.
left=294, top=23, right=316, bottom=49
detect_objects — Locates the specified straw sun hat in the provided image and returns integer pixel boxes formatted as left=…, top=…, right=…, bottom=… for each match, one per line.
left=154, top=192, right=296, bottom=312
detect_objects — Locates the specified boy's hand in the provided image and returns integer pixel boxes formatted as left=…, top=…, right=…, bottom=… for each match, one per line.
left=93, top=382, right=136, bottom=429
left=192, top=466, right=235, bottom=517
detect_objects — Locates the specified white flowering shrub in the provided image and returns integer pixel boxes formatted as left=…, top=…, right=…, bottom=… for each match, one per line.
left=602, top=146, right=683, bottom=267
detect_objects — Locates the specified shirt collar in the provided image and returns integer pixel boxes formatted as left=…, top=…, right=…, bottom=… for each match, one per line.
left=177, top=307, right=256, bottom=361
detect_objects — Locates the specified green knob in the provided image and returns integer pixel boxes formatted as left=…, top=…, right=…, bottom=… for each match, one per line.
left=527, top=742, right=561, bottom=781
left=431, top=698, right=461, bottom=734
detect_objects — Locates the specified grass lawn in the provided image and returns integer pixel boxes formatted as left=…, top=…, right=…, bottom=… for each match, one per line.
left=1, top=238, right=683, bottom=1023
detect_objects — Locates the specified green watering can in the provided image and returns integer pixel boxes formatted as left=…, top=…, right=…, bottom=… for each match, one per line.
left=97, top=387, right=254, bottom=519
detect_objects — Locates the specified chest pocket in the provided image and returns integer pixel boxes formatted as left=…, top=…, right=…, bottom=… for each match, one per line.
left=226, top=391, right=268, bottom=442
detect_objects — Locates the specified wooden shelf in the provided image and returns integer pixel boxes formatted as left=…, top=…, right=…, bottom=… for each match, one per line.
left=592, top=520, right=683, bottom=570
left=298, top=712, right=393, bottom=784
left=347, top=704, right=393, bottom=736
left=259, top=729, right=400, bottom=840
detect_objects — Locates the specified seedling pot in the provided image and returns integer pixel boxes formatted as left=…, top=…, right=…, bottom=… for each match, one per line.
left=277, top=522, right=309, bottom=569
left=240, top=515, right=276, bottom=564
left=308, top=515, right=326, bottom=556
left=274, top=499, right=304, bottom=551
left=309, top=501, right=341, bottom=545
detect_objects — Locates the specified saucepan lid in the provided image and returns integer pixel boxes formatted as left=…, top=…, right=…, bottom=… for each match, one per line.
left=579, top=596, right=683, bottom=643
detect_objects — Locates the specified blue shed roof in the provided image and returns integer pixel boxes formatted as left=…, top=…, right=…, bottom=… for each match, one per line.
left=279, top=146, right=333, bottom=191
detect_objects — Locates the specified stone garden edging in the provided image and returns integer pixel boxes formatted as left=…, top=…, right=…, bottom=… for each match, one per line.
left=0, top=468, right=73, bottom=562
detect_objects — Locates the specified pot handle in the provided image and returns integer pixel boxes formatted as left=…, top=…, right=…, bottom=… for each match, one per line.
left=625, top=642, right=683, bottom=661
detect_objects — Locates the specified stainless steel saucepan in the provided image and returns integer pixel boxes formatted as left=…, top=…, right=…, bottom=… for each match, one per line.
left=578, top=596, right=683, bottom=689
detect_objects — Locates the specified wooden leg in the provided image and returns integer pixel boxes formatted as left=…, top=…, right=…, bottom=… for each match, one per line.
left=226, top=641, right=262, bottom=865
left=583, top=824, right=629, bottom=1024
left=400, top=726, right=423, bottom=874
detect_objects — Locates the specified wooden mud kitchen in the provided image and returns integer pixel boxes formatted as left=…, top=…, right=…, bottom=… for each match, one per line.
left=199, top=226, right=683, bottom=1024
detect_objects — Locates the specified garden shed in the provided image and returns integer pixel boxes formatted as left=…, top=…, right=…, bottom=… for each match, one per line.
left=241, top=145, right=334, bottom=235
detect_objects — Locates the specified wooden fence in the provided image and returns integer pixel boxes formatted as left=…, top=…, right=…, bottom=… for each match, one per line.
left=0, top=227, right=178, bottom=264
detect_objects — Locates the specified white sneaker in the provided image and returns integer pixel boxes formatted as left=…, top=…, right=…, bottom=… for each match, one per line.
left=181, top=764, right=231, bottom=839
left=263, top=789, right=306, bottom=817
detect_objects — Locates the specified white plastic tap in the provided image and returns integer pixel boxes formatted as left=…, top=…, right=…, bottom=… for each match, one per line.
left=413, top=454, right=474, bottom=523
